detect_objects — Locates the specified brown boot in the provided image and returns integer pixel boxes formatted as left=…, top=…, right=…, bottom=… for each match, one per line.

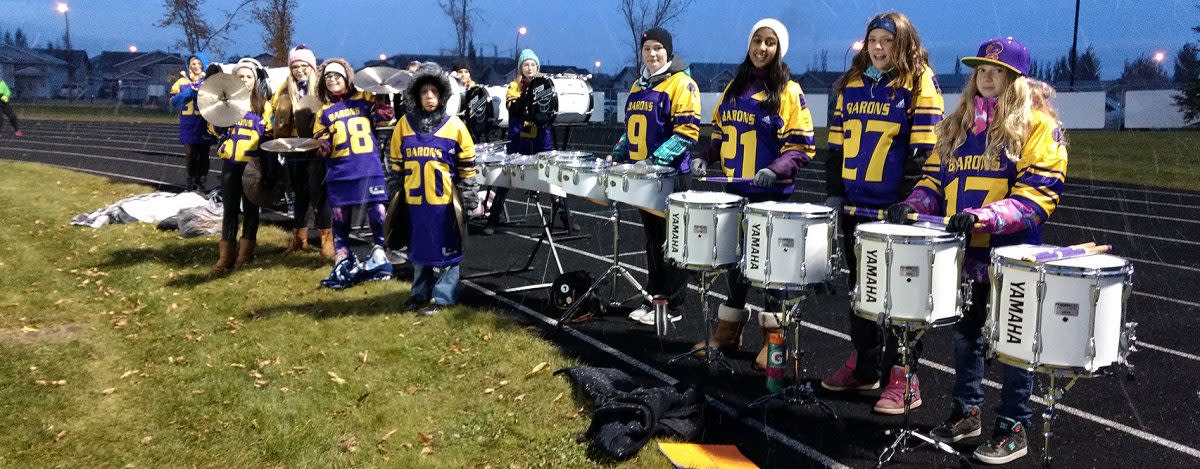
left=211, top=239, right=236, bottom=274
left=754, top=327, right=783, bottom=370
left=282, top=228, right=307, bottom=255
left=319, top=228, right=335, bottom=258
left=692, top=319, right=746, bottom=358
left=233, top=238, right=256, bottom=268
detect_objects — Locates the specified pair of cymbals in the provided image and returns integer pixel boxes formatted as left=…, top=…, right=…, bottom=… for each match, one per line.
left=260, top=137, right=321, bottom=153
left=356, top=66, right=413, bottom=95
left=197, top=73, right=251, bottom=127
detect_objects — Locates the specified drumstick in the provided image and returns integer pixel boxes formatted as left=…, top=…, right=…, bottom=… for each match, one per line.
left=697, top=176, right=795, bottom=185
left=1022, top=243, right=1111, bottom=263
left=841, top=205, right=985, bottom=229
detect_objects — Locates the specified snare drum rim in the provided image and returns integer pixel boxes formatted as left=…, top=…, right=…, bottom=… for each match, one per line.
left=666, top=194, right=746, bottom=211
left=854, top=228, right=962, bottom=246
left=744, top=205, right=836, bottom=220
left=994, top=254, right=1132, bottom=278
left=993, top=353, right=1112, bottom=378
left=608, top=164, right=679, bottom=179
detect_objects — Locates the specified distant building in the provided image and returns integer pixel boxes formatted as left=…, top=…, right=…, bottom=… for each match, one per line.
left=0, top=45, right=69, bottom=99
left=91, top=50, right=185, bottom=104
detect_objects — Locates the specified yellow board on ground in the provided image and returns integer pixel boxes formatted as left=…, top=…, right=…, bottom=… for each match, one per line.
left=657, top=442, right=758, bottom=469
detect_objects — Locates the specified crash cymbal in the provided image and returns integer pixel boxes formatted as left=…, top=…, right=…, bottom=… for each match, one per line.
left=241, top=157, right=288, bottom=207
left=260, top=137, right=320, bottom=153
left=197, top=73, right=250, bottom=127
left=385, top=70, right=413, bottom=92
left=356, top=66, right=405, bottom=94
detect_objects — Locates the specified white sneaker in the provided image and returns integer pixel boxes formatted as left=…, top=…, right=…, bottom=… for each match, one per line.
left=627, top=306, right=652, bottom=322
left=634, top=309, right=682, bottom=326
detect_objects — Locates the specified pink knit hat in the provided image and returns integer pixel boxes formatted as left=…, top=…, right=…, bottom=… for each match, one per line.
left=288, top=45, right=317, bottom=69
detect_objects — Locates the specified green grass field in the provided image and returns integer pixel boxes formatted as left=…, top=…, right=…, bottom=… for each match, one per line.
left=0, top=161, right=671, bottom=468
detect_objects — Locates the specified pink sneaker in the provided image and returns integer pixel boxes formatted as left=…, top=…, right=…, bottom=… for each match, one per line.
left=13, top=130, right=24, bottom=137
left=874, top=365, right=922, bottom=415
left=820, top=352, right=880, bottom=391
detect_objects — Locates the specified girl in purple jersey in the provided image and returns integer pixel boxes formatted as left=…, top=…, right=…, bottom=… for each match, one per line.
left=888, top=38, right=1067, bottom=465
left=169, top=52, right=213, bottom=191
left=210, top=61, right=270, bottom=274
left=820, top=11, right=945, bottom=416
left=313, top=58, right=393, bottom=289
left=689, top=19, right=816, bottom=369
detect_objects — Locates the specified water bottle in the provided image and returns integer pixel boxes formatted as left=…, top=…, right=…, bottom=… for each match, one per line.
left=765, top=330, right=786, bottom=392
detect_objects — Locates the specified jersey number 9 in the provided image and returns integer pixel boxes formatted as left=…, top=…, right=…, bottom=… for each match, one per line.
left=626, top=114, right=649, bottom=161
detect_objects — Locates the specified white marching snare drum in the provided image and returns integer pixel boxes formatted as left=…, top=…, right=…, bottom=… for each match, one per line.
left=536, top=150, right=593, bottom=187
left=665, top=191, right=745, bottom=271
left=988, top=245, right=1136, bottom=376
left=485, top=85, right=509, bottom=128
left=853, top=222, right=966, bottom=327
left=474, top=151, right=512, bottom=188
left=604, top=163, right=677, bottom=212
left=557, top=160, right=611, bottom=201
left=507, top=154, right=565, bottom=196
left=550, top=76, right=594, bottom=124
left=741, top=202, right=837, bottom=291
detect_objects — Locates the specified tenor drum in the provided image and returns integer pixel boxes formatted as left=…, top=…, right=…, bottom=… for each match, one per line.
left=664, top=191, right=745, bottom=271
left=474, top=151, right=512, bottom=188
left=741, top=202, right=837, bottom=291
left=549, top=76, right=594, bottom=124
left=988, top=244, right=1136, bottom=376
left=556, top=160, right=611, bottom=201
left=853, top=222, right=966, bottom=328
left=536, top=150, right=594, bottom=187
left=604, top=163, right=676, bottom=212
left=506, top=154, right=565, bottom=196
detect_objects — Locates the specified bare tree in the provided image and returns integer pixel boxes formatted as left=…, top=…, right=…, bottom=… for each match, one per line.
left=438, top=0, right=479, bottom=59
left=156, top=0, right=259, bottom=57
left=617, top=0, right=694, bottom=71
left=252, top=0, right=295, bottom=66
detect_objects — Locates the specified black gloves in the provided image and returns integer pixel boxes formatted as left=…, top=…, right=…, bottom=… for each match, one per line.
left=946, top=212, right=979, bottom=233
left=457, top=180, right=480, bottom=212
left=886, top=203, right=916, bottom=224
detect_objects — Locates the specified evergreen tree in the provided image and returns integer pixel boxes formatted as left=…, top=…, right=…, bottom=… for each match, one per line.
left=14, top=28, right=27, bottom=48
left=1174, top=29, right=1200, bottom=121
left=2, top=31, right=11, bottom=45
left=1077, top=46, right=1102, bottom=81
left=1122, top=55, right=1170, bottom=84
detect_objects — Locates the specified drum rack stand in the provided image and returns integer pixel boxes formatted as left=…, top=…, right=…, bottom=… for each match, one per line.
left=667, top=269, right=733, bottom=373
left=557, top=203, right=653, bottom=328
left=876, top=323, right=970, bottom=468
left=1038, top=373, right=1080, bottom=468
left=462, top=192, right=573, bottom=293
left=747, top=291, right=838, bottom=418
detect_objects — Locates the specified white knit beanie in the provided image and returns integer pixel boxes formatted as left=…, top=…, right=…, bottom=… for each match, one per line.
left=748, top=18, right=789, bottom=59
left=323, top=62, right=348, bottom=79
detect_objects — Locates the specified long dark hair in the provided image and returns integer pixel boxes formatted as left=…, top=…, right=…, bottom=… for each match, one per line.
left=724, top=50, right=790, bottom=115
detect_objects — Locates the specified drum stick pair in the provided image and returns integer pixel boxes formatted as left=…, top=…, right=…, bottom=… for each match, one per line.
left=1020, top=242, right=1112, bottom=263
left=841, top=205, right=985, bottom=229
left=697, top=176, right=795, bottom=185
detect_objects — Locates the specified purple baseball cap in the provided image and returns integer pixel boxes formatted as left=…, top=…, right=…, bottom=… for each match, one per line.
left=961, top=37, right=1030, bottom=76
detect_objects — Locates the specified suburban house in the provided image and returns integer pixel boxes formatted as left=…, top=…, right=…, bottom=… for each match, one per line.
left=90, top=50, right=185, bottom=104
left=0, top=44, right=69, bottom=99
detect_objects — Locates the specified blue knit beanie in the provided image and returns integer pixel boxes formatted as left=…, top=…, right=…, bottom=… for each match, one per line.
left=518, top=49, right=540, bottom=68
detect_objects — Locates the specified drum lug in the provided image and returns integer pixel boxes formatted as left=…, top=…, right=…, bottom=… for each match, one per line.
left=1032, top=267, right=1047, bottom=368
left=925, top=246, right=936, bottom=315
left=764, top=212, right=774, bottom=283
left=883, top=238, right=893, bottom=320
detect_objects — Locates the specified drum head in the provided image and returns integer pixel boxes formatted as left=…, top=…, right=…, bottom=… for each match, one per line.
left=524, top=76, right=558, bottom=125
left=475, top=152, right=509, bottom=164
left=608, top=163, right=677, bottom=178
left=561, top=160, right=611, bottom=171
left=746, top=201, right=833, bottom=216
left=668, top=190, right=742, bottom=205
left=857, top=221, right=949, bottom=238
left=507, top=155, right=539, bottom=167
left=461, top=85, right=493, bottom=127
left=993, top=244, right=1129, bottom=271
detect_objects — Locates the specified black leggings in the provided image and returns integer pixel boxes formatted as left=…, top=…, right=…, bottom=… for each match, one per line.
left=841, top=212, right=923, bottom=382
left=285, top=156, right=331, bottom=230
left=220, top=162, right=260, bottom=241
left=186, top=144, right=211, bottom=182
left=0, top=101, right=18, bottom=132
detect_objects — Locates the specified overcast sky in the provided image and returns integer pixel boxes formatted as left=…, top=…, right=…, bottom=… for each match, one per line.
left=0, top=0, right=1192, bottom=78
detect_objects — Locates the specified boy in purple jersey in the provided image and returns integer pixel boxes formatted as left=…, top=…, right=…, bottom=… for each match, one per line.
left=888, top=38, right=1067, bottom=465
left=170, top=52, right=213, bottom=191
left=209, top=62, right=270, bottom=275
left=390, top=71, right=480, bottom=317
left=820, top=12, right=945, bottom=416
left=313, top=58, right=393, bottom=289
left=608, top=27, right=702, bottom=327
left=688, top=19, right=816, bottom=369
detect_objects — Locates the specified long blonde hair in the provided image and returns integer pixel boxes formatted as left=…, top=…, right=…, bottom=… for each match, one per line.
left=935, top=67, right=1031, bottom=163
left=834, top=11, right=931, bottom=102
left=273, top=65, right=319, bottom=137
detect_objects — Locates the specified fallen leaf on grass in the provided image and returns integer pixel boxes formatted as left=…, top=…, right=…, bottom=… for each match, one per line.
left=421, top=446, right=434, bottom=456
left=380, top=429, right=398, bottom=442
left=498, top=380, right=509, bottom=387
left=53, top=430, right=67, bottom=443
left=552, top=392, right=563, bottom=403
left=483, top=388, right=494, bottom=394
left=139, top=436, right=153, bottom=445
left=101, top=387, right=116, bottom=396
left=417, top=432, right=433, bottom=445
left=358, top=350, right=369, bottom=363
left=339, top=434, right=359, bottom=453
left=327, top=371, right=347, bottom=385
left=254, top=380, right=270, bottom=388
left=514, top=394, right=526, bottom=402
left=526, top=362, right=549, bottom=377
left=21, top=326, right=39, bottom=333
left=119, top=370, right=139, bottom=379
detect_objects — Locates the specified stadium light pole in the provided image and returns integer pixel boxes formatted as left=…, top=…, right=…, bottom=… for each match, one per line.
left=513, top=26, right=528, bottom=76
left=1069, top=0, right=1080, bottom=90
left=594, top=60, right=601, bottom=74
left=57, top=2, right=75, bottom=86
left=129, top=44, right=137, bottom=53
left=844, top=40, right=864, bottom=71
left=1153, top=51, right=1166, bottom=63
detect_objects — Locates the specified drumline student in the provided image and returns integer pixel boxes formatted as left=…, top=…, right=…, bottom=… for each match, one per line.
left=689, top=19, right=816, bottom=369
left=0, top=73, right=23, bottom=137
left=313, top=58, right=394, bottom=289
left=389, top=70, right=480, bottom=316
left=270, top=45, right=335, bottom=258
left=480, top=49, right=549, bottom=235
left=170, top=52, right=214, bottom=192
left=821, top=11, right=945, bottom=415
left=209, top=60, right=270, bottom=274
left=887, top=37, right=1067, bottom=465
left=609, top=27, right=702, bottom=326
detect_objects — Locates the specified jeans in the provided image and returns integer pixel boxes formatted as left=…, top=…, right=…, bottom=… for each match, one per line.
left=411, top=263, right=461, bottom=305
left=953, top=283, right=1034, bottom=426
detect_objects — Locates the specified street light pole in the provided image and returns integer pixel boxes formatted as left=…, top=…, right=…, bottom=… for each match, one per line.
left=1069, top=0, right=1080, bottom=90
left=57, top=3, right=74, bottom=86
left=843, top=40, right=864, bottom=72
left=513, top=26, right=527, bottom=76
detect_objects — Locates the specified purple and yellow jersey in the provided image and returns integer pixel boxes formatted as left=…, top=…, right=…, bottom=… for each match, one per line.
left=505, top=80, right=552, bottom=155
left=623, top=71, right=701, bottom=169
left=390, top=114, right=477, bottom=266
left=314, top=91, right=385, bottom=182
left=170, top=76, right=209, bottom=145
left=914, top=109, right=1067, bottom=262
left=829, top=65, right=943, bottom=206
left=214, top=112, right=267, bottom=164
left=710, top=80, right=815, bottom=195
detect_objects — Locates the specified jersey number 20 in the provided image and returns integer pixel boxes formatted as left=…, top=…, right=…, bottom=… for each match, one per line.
left=404, top=159, right=453, bottom=206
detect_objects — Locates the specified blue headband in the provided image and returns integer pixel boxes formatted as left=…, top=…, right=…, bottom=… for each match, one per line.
left=868, top=17, right=897, bottom=35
